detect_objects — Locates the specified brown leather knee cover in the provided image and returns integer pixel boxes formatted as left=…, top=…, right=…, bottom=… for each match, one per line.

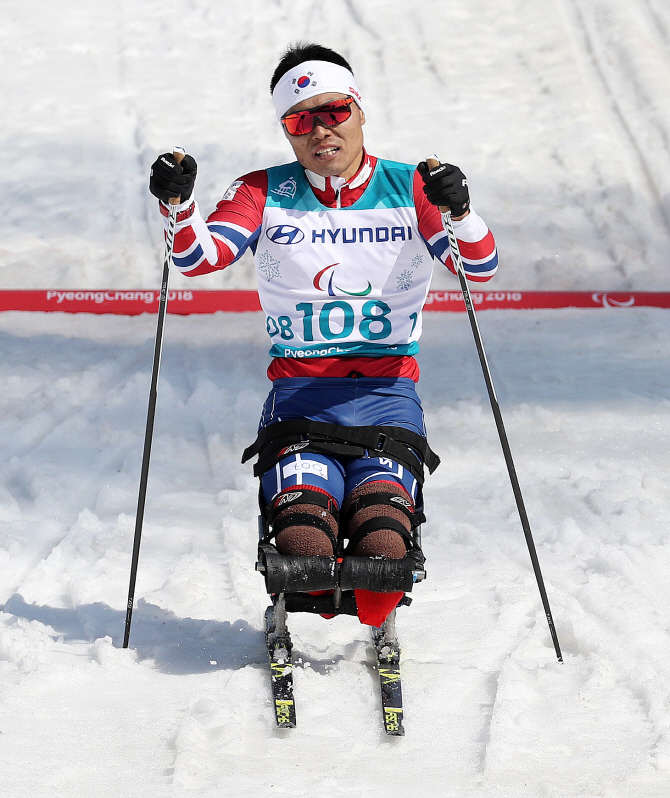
left=343, top=481, right=413, bottom=559
left=269, top=487, right=339, bottom=557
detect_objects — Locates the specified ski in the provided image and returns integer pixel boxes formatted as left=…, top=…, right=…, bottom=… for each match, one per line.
left=371, top=610, right=405, bottom=736
left=264, top=599, right=297, bottom=729
left=264, top=600, right=405, bottom=735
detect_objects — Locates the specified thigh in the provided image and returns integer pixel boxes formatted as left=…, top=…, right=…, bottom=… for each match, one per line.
left=260, top=451, right=347, bottom=506
left=343, top=454, right=420, bottom=505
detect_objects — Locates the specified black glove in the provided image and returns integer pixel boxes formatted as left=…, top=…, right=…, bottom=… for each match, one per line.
left=149, top=153, right=197, bottom=204
left=417, top=160, right=470, bottom=216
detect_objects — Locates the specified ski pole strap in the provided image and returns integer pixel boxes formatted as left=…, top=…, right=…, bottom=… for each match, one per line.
left=242, top=420, right=441, bottom=484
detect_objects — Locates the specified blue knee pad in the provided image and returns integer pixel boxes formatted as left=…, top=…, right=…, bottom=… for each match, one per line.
left=261, top=452, right=419, bottom=508
left=261, top=452, right=346, bottom=506
left=344, top=455, right=420, bottom=505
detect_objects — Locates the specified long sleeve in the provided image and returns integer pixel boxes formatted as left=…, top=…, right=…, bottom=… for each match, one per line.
left=413, top=170, right=498, bottom=282
left=158, top=170, right=268, bottom=276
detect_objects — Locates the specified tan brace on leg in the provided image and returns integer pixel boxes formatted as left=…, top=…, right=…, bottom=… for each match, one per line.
left=343, top=481, right=413, bottom=559
left=270, top=487, right=340, bottom=557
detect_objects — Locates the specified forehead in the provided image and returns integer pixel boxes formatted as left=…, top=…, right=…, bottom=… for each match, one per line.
left=284, top=91, right=349, bottom=116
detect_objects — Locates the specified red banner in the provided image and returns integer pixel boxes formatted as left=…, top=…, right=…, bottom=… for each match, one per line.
left=0, top=290, right=261, bottom=314
left=422, top=290, right=670, bottom=310
left=0, top=290, right=668, bottom=314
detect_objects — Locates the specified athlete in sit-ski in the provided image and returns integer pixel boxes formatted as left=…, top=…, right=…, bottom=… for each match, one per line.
left=149, top=42, right=498, bottom=628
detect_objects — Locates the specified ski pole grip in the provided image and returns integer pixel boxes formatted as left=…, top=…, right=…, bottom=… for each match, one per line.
left=169, top=147, right=186, bottom=206
left=426, top=155, right=450, bottom=214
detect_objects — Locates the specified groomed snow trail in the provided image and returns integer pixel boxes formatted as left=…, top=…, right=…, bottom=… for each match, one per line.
left=3, top=0, right=670, bottom=291
left=1, top=309, right=670, bottom=796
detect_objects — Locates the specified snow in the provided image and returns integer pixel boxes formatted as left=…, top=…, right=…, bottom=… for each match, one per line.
left=2, top=0, right=670, bottom=796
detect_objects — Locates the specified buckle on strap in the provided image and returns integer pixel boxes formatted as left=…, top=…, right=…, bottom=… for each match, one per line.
left=375, top=432, right=388, bottom=452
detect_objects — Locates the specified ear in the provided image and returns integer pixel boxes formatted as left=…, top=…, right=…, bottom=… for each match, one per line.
left=359, top=109, right=366, bottom=126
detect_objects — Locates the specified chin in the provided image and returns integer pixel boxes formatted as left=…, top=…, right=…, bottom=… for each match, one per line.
left=320, top=165, right=347, bottom=177
left=311, top=158, right=347, bottom=176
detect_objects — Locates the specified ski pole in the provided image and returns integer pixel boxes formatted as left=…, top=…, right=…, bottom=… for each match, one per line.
left=123, top=147, right=185, bottom=649
left=426, top=157, right=563, bottom=663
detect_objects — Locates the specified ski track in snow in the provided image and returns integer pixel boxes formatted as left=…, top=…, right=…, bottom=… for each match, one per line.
left=2, top=0, right=670, bottom=795
left=0, top=309, right=669, bottom=796
left=556, top=0, right=670, bottom=262
left=3, top=0, right=670, bottom=291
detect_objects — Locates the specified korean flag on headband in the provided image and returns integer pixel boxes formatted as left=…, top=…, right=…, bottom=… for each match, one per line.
left=292, top=70, right=320, bottom=95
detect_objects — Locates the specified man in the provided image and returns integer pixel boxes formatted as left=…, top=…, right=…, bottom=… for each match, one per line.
left=149, top=42, right=498, bottom=627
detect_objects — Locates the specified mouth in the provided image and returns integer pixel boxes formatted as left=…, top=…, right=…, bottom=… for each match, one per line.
left=315, top=146, right=340, bottom=159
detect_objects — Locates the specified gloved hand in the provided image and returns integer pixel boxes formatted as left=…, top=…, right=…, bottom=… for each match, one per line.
left=417, top=160, right=470, bottom=217
left=149, top=153, right=198, bottom=204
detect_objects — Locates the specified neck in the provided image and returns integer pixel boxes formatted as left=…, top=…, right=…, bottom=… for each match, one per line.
left=304, top=151, right=376, bottom=209
left=337, top=149, right=366, bottom=182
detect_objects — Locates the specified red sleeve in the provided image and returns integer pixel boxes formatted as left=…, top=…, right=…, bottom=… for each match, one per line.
left=412, top=169, right=498, bottom=282
left=167, top=170, right=269, bottom=277
left=207, top=170, right=267, bottom=231
left=203, top=170, right=268, bottom=269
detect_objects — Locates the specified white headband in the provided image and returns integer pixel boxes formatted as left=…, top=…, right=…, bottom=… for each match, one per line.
left=272, top=60, right=364, bottom=119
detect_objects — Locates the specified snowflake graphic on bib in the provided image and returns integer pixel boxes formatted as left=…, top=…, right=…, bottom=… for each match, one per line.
left=258, top=251, right=282, bottom=281
left=397, top=269, right=414, bottom=291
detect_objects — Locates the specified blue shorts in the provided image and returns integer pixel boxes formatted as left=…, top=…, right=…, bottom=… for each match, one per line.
left=258, top=377, right=426, bottom=507
left=259, top=377, right=426, bottom=436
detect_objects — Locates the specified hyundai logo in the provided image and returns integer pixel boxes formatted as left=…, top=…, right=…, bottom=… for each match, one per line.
left=266, top=225, right=305, bottom=245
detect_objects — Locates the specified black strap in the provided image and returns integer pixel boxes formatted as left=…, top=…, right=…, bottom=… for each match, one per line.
left=267, top=487, right=339, bottom=521
left=263, top=486, right=340, bottom=550
left=242, top=420, right=440, bottom=483
left=343, top=490, right=426, bottom=530
left=344, top=516, right=414, bottom=556
left=268, top=511, right=338, bottom=548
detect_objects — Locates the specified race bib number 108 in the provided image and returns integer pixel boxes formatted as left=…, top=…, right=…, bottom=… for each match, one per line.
left=266, top=300, right=393, bottom=342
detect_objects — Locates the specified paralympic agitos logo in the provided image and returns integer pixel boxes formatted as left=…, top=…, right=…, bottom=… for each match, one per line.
left=313, top=263, right=372, bottom=297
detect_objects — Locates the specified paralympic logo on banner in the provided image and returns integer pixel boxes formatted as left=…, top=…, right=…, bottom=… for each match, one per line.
left=591, top=292, right=635, bottom=308
left=313, top=263, right=372, bottom=297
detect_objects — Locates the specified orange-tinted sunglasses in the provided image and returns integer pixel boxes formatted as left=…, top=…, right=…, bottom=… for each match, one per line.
left=281, top=97, right=355, bottom=136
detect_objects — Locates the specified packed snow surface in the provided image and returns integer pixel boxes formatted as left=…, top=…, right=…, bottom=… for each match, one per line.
left=2, top=1, right=670, bottom=797
left=3, top=0, right=670, bottom=291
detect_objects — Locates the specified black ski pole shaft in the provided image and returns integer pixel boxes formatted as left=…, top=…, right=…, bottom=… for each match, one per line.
left=427, top=157, right=562, bottom=663
left=123, top=148, right=185, bottom=649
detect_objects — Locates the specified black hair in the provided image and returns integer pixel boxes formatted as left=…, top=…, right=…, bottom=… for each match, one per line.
left=270, top=42, right=354, bottom=94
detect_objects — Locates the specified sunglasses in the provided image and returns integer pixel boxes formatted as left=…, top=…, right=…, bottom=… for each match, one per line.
left=281, top=96, right=355, bottom=136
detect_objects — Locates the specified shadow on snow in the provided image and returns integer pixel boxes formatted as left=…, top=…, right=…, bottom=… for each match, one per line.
left=1, top=593, right=267, bottom=675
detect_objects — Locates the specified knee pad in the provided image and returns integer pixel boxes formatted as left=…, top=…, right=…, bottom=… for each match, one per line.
left=342, top=481, right=415, bottom=559
left=267, top=487, right=339, bottom=557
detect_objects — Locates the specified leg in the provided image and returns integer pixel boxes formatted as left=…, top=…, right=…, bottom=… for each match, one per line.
left=345, top=480, right=413, bottom=558
left=343, top=454, right=420, bottom=558
left=342, top=456, right=422, bottom=626
left=260, top=451, right=345, bottom=556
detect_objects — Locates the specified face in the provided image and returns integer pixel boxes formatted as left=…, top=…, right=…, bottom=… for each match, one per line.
left=282, top=92, right=366, bottom=181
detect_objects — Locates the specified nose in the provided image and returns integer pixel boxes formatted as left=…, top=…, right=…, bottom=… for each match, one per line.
left=311, top=119, right=330, bottom=136
left=313, top=111, right=342, bottom=135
